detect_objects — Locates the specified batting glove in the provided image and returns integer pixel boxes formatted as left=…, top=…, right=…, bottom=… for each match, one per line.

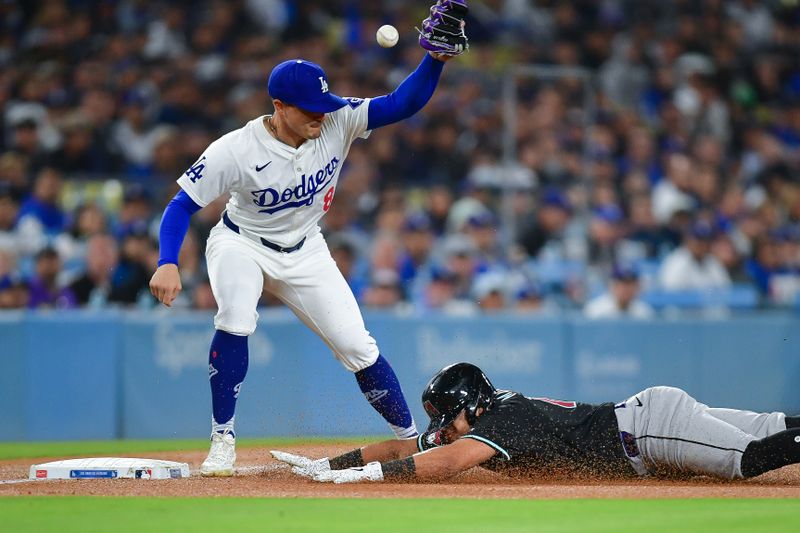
left=312, top=461, right=384, bottom=484
left=270, top=450, right=331, bottom=476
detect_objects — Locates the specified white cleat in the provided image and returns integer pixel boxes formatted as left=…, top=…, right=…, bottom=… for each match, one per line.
left=200, top=431, right=236, bottom=477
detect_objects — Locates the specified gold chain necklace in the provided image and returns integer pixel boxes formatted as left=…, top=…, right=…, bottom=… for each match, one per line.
left=267, top=115, right=278, bottom=138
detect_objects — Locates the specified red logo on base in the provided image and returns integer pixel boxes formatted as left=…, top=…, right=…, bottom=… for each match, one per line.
left=35, top=470, right=47, bottom=478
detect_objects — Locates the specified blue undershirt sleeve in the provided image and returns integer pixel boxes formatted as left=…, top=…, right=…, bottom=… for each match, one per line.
left=157, top=189, right=202, bottom=267
left=367, top=53, right=445, bottom=130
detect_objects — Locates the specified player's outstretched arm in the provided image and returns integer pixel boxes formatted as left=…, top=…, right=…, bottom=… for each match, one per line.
left=402, top=438, right=494, bottom=481
left=366, top=53, right=445, bottom=130
left=272, top=437, right=419, bottom=477
left=365, top=1, right=469, bottom=130
left=149, top=189, right=202, bottom=307
left=311, top=437, right=495, bottom=483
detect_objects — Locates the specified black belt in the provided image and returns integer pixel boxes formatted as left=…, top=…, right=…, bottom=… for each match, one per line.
left=222, top=212, right=306, bottom=253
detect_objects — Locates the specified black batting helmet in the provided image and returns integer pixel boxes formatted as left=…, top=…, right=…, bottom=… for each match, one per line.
left=421, top=362, right=496, bottom=433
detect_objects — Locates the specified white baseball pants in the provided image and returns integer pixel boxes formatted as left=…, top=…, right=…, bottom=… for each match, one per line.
left=615, top=386, right=787, bottom=479
left=205, top=223, right=379, bottom=372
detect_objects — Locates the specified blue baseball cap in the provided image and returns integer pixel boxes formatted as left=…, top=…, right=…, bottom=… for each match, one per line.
left=268, top=59, right=348, bottom=113
left=466, top=211, right=497, bottom=228
left=403, top=212, right=432, bottom=233
left=611, top=264, right=639, bottom=282
left=593, top=204, right=624, bottom=224
left=541, top=188, right=572, bottom=212
left=688, top=219, right=717, bottom=240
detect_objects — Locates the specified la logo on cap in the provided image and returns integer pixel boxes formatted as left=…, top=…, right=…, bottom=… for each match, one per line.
left=319, top=77, right=329, bottom=93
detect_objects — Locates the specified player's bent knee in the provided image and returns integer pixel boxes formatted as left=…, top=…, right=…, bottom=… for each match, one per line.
left=214, top=308, right=258, bottom=336
left=330, top=330, right=379, bottom=373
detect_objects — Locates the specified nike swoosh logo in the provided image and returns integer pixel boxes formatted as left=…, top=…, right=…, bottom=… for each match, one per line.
left=635, top=397, right=643, bottom=407
left=255, top=161, right=272, bottom=172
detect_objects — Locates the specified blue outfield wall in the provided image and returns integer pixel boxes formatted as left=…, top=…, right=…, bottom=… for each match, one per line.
left=0, top=310, right=798, bottom=441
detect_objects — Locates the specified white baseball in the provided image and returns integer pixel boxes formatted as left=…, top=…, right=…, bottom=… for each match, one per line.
left=376, top=24, right=399, bottom=48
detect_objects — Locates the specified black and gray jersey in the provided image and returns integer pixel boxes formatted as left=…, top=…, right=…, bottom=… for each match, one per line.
left=418, top=390, right=634, bottom=477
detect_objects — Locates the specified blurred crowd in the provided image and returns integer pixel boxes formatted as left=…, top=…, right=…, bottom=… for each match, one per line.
left=2, top=0, right=800, bottom=317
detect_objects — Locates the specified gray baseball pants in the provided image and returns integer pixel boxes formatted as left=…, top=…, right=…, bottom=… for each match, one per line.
left=614, top=386, right=787, bottom=479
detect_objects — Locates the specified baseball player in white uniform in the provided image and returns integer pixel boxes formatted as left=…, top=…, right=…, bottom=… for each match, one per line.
left=148, top=1, right=471, bottom=476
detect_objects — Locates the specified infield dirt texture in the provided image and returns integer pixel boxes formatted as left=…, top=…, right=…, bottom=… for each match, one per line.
left=2, top=440, right=800, bottom=533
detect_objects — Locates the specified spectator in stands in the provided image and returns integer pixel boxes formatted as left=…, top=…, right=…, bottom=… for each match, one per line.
left=0, top=152, right=29, bottom=199
left=621, top=193, right=676, bottom=260
left=111, top=91, right=162, bottom=176
left=416, top=265, right=463, bottom=314
left=0, top=249, right=18, bottom=291
left=397, top=212, right=435, bottom=292
left=4, top=0, right=800, bottom=312
left=659, top=219, right=731, bottom=291
left=362, top=268, right=405, bottom=310
left=652, top=154, right=695, bottom=225
left=0, top=190, right=21, bottom=253
left=749, top=228, right=800, bottom=305
left=329, top=233, right=368, bottom=301
left=16, top=167, right=65, bottom=255
left=513, top=281, right=560, bottom=315
left=54, top=203, right=108, bottom=264
left=27, top=247, right=77, bottom=309
left=68, top=234, right=118, bottom=307
left=439, top=234, right=481, bottom=301
left=463, top=211, right=504, bottom=269
left=473, top=271, right=507, bottom=313
left=425, top=184, right=454, bottom=236
left=115, top=184, right=153, bottom=239
left=517, top=188, right=573, bottom=259
left=171, top=228, right=203, bottom=308
left=109, top=224, right=155, bottom=305
left=711, top=232, right=748, bottom=284
left=771, top=226, right=800, bottom=305
left=47, top=114, right=99, bottom=175
left=587, top=204, right=626, bottom=271
left=584, top=264, right=654, bottom=319
left=6, top=116, right=46, bottom=170
left=148, top=126, right=185, bottom=185
left=0, top=277, right=28, bottom=309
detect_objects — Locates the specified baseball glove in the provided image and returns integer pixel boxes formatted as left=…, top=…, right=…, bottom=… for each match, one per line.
left=418, top=0, right=469, bottom=57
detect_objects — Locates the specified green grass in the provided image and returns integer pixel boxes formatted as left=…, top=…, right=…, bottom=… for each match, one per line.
left=1, top=498, right=798, bottom=532
left=0, top=436, right=378, bottom=460
left=3, top=441, right=797, bottom=532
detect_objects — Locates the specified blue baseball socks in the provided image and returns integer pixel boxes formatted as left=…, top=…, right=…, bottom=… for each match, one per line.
left=208, top=335, right=415, bottom=439
left=209, top=330, right=249, bottom=437
left=355, top=355, right=417, bottom=439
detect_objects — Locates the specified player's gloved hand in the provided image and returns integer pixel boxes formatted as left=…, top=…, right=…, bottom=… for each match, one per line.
left=418, top=0, right=469, bottom=58
left=270, top=450, right=331, bottom=477
left=311, top=461, right=384, bottom=484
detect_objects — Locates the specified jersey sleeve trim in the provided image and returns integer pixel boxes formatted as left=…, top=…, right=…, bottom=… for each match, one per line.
left=177, top=182, right=209, bottom=208
left=461, top=435, right=511, bottom=461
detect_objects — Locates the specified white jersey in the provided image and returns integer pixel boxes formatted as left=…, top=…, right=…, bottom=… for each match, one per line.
left=177, top=98, right=372, bottom=247
left=583, top=293, right=654, bottom=319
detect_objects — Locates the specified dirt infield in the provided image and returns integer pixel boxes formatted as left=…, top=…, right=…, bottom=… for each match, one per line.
left=2, top=444, right=800, bottom=499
